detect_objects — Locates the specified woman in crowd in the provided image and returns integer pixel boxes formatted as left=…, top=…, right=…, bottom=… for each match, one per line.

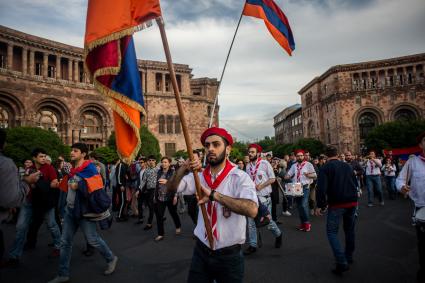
left=383, top=158, right=397, bottom=199
left=153, top=157, right=181, bottom=242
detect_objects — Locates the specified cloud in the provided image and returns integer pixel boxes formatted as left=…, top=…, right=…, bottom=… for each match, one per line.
left=0, top=0, right=424, bottom=142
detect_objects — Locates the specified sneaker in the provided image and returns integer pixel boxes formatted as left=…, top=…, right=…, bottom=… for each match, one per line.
left=154, top=235, right=164, bottom=242
left=282, top=211, right=292, bottom=216
left=143, top=224, right=152, bottom=230
left=243, top=246, right=257, bottom=255
left=367, top=203, right=374, bottom=207
left=297, top=223, right=306, bottom=231
left=175, top=228, right=182, bottom=235
left=47, top=276, right=70, bottom=283
left=48, top=248, right=60, bottom=258
left=304, top=223, right=311, bottom=232
left=104, top=256, right=118, bottom=275
left=331, top=263, right=349, bottom=276
left=380, top=201, right=385, bottom=206
left=275, top=234, right=282, bottom=248
left=310, top=209, right=315, bottom=216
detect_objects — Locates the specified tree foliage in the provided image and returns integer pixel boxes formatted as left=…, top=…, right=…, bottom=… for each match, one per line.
left=93, top=147, right=119, bottom=164
left=4, top=127, right=69, bottom=166
left=272, top=138, right=326, bottom=158
left=365, top=120, right=425, bottom=153
left=257, top=136, right=275, bottom=152
left=173, top=150, right=188, bottom=160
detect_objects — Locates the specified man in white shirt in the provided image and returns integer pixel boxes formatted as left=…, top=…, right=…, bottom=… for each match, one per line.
left=167, top=127, right=258, bottom=283
left=285, top=149, right=317, bottom=232
left=135, top=157, right=147, bottom=225
left=364, top=150, right=384, bottom=207
left=396, top=132, right=425, bottom=282
left=244, top=144, right=282, bottom=255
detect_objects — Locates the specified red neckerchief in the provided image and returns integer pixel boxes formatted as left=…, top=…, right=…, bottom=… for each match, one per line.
left=202, top=160, right=235, bottom=242
left=69, top=160, right=91, bottom=177
left=248, top=158, right=262, bottom=182
left=419, top=153, right=425, bottom=163
left=296, top=161, right=307, bottom=182
left=369, top=160, right=374, bottom=174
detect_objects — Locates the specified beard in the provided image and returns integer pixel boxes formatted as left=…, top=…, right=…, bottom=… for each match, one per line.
left=249, top=155, right=257, bottom=162
left=207, top=150, right=226, bottom=167
left=296, top=158, right=304, bottom=163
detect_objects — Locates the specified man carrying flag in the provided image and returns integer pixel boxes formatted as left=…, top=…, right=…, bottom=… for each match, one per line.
left=48, top=143, right=116, bottom=283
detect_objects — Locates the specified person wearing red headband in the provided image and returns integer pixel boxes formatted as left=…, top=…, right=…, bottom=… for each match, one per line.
left=285, top=149, right=317, bottom=232
left=167, top=127, right=258, bottom=283
left=396, top=132, right=425, bottom=282
left=244, top=143, right=282, bottom=255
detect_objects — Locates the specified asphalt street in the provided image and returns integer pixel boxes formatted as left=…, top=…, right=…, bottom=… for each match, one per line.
left=0, top=194, right=419, bottom=283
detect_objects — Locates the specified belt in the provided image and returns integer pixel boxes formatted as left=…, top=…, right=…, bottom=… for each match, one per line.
left=196, top=239, right=241, bottom=256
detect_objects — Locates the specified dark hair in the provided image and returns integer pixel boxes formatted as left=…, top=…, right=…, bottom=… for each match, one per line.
left=148, top=155, right=156, bottom=160
left=193, top=150, right=200, bottom=158
left=31, top=147, right=47, bottom=157
left=88, top=152, right=99, bottom=159
left=325, top=146, right=338, bottom=158
left=0, top=128, right=6, bottom=150
left=161, top=156, right=172, bottom=163
left=71, top=143, right=89, bottom=155
left=139, top=157, right=147, bottom=162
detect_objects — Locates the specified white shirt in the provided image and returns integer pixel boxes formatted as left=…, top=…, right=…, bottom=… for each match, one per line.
left=139, top=168, right=146, bottom=189
left=245, top=159, right=275, bottom=197
left=177, top=167, right=258, bottom=250
left=365, top=159, right=382, bottom=175
left=382, top=164, right=396, bottom=177
left=396, top=155, right=425, bottom=207
left=287, top=161, right=316, bottom=186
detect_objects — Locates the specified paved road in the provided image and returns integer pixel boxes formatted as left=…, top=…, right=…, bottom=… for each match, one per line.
left=0, top=195, right=419, bottom=283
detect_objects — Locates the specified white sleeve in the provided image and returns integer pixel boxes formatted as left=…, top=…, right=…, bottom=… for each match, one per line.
left=177, top=174, right=196, bottom=195
left=287, top=164, right=295, bottom=177
left=265, top=161, right=276, bottom=179
left=234, top=173, right=259, bottom=206
left=396, top=160, right=411, bottom=191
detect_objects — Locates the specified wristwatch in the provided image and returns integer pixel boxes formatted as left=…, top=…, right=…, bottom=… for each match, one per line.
left=209, top=190, right=216, bottom=202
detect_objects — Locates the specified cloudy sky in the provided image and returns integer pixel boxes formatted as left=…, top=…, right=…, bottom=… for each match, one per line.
left=0, top=0, right=424, bottom=141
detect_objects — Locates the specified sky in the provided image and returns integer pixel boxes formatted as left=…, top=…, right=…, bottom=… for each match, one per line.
left=0, top=0, right=424, bottom=142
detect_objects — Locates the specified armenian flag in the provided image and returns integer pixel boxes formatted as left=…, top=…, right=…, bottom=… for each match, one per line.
left=243, top=0, right=295, bottom=56
left=84, top=0, right=162, bottom=163
left=383, top=146, right=422, bottom=161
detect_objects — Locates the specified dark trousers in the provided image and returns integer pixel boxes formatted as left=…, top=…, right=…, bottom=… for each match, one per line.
left=117, top=188, right=128, bottom=219
left=271, top=183, right=279, bottom=221
left=139, top=190, right=155, bottom=224
left=154, top=200, right=181, bottom=236
left=326, top=207, right=356, bottom=265
left=184, top=195, right=198, bottom=225
left=112, top=186, right=119, bottom=212
left=187, top=240, right=244, bottom=283
left=26, top=206, right=48, bottom=248
left=416, top=219, right=425, bottom=282
left=0, top=228, right=4, bottom=260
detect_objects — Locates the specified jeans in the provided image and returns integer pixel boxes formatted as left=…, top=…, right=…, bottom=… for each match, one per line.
left=295, top=186, right=310, bottom=224
left=187, top=241, right=244, bottom=283
left=385, top=176, right=397, bottom=199
left=9, top=203, right=33, bottom=259
left=26, top=207, right=61, bottom=249
left=154, top=200, right=181, bottom=236
left=58, top=207, right=114, bottom=277
left=366, top=175, right=383, bottom=204
left=326, top=207, right=356, bottom=265
left=247, top=196, right=281, bottom=248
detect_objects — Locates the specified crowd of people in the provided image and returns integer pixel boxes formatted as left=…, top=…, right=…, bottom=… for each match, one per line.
left=1, top=127, right=424, bottom=283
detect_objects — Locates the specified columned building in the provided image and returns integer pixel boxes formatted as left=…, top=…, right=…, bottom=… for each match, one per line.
left=273, top=104, right=303, bottom=144
left=298, top=53, right=425, bottom=153
left=0, top=25, right=218, bottom=155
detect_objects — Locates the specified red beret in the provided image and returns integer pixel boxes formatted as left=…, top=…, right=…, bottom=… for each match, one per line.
left=248, top=144, right=263, bottom=153
left=200, top=127, right=233, bottom=146
left=294, top=149, right=305, bottom=155
left=417, top=132, right=425, bottom=144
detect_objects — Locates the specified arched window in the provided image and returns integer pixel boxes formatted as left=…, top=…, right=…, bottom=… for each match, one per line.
left=158, top=115, right=165, bottom=134
left=174, top=116, right=181, bottom=134
left=36, top=109, right=59, bottom=131
left=359, top=112, right=378, bottom=139
left=0, top=105, right=9, bottom=128
left=80, top=111, right=101, bottom=134
left=394, top=108, right=417, bottom=122
left=307, top=120, right=315, bottom=137
left=166, top=115, right=173, bottom=134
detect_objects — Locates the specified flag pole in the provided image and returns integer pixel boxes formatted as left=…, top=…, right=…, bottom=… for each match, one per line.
left=208, top=8, right=244, bottom=128
left=156, top=17, right=215, bottom=249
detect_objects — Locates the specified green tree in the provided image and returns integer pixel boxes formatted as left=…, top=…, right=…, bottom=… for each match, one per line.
left=93, top=147, right=119, bottom=164
left=107, top=125, right=161, bottom=160
left=257, top=136, right=276, bottom=152
left=173, top=150, right=188, bottom=160
left=272, top=143, right=295, bottom=157
left=4, top=127, right=69, bottom=166
left=293, top=138, right=326, bottom=157
left=365, top=120, right=425, bottom=153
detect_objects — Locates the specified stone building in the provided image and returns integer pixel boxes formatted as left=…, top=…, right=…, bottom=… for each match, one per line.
left=273, top=104, right=303, bottom=144
left=298, top=53, right=425, bottom=154
left=0, top=25, right=218, bottom=156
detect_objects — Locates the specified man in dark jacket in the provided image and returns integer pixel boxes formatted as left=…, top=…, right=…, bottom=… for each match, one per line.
left=115, top=159, right=129, bottom=221
left=315, top=146, right=358, bottom=276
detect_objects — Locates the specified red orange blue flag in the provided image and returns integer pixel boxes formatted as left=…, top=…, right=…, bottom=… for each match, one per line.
left=84, top=0, right=162, bottom=163
left=243, top=0, right=295, bottom=56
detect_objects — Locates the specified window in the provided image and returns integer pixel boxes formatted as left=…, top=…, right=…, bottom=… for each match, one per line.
left=176, top=74, right=182, bottom=92
left=36, top=110, right=59, bottom=131
left=193, top=91, right=201, bottom=96
left=174, top=116, right=181, bottom=134
left=359, top=113, right=378, bottom=139
left=156, top=73, right=162, bottom=91
left=394, top=109, right=417, bottom=121
left=0, top=54, right=5, bottom=68
left=207, top=106, right=212, bottom=116
left=165, top=143, right=176, bottom=157
left=306, top=92, right=312, bottom=106
left=35, top=63, right=42, bottom=76
left=166, top=115, right=173, bottom=133
left=165, top=74, right=171, bottom=92
left=158, top=115, right=165, bottom=133
left=47, top=65, right=56, bottom=78
left=0, top=106, right=9, bottom=128
left=80, top=111, right=101, bottom=134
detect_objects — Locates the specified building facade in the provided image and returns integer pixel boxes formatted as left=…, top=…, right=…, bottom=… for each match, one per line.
left=298, top=53, right=425, bottom=154
left=273, top=104, right=303, bottom=144
left=0, top=25, right=218, bottom=156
